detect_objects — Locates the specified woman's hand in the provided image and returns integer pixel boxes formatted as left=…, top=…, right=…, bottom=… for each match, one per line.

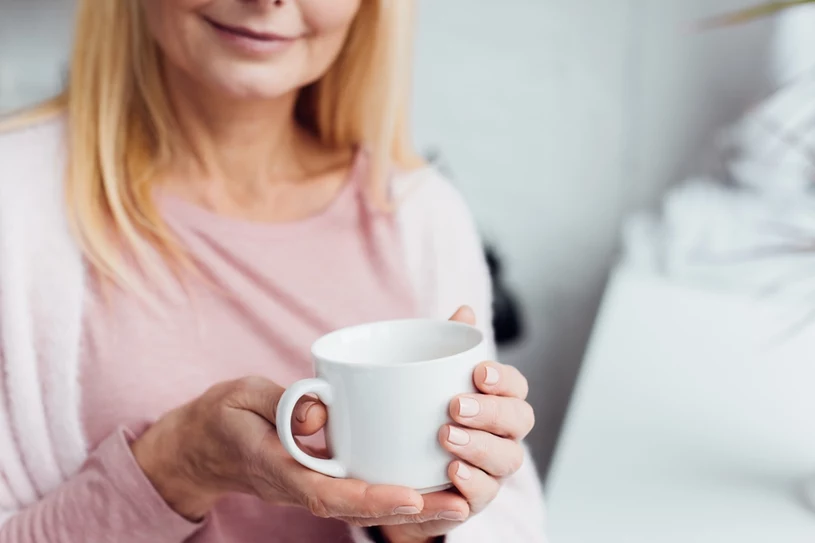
left=379, top=307, right=535, bottom=543
left=130, top=376, right=427, bottom=526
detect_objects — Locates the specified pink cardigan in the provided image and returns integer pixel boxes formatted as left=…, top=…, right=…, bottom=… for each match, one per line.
left=0, top=117, right=547, bottom=542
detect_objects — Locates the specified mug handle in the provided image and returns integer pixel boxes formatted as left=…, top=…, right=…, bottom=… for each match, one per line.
left=276, top=378, right=348, bottom=478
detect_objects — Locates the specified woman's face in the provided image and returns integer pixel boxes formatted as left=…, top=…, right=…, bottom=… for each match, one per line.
left=139, top=0, right=361, bottom=100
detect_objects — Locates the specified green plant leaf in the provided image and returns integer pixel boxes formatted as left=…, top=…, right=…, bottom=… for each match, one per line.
left=700, top=0, right=815, bottom=29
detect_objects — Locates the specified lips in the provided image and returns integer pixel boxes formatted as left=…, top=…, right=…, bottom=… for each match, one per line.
left=204, top=17, right=293, bottom=42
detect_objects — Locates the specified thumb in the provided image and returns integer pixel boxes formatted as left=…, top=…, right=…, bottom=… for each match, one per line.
left=449, top=305, right=477, bottom=326
left=231, top=377, right=327, bottom=437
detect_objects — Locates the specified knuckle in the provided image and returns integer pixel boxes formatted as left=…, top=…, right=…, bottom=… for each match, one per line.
left=472, top=436, right=490, bottom=465
left=206, top=401, right=231, bottom=429
left=520, top=402, right=536, bottom=436
left=234, top=375, right=264, bottom=392
left=357, top=487, right=379, bottom=518
left=506, top=366, right=529, bottom=398
left=487, top=399, right=501, bottom=429
left=203, top=380, right=230, bottom=398
left=475, top=486, right=501, bottom=514
left=494, top=461, right=513, bottom=478
left=526, top=405, right=536, bottom=435
left=507, top=446, right=525, bottom=476
left=518, top=376, right=530, bottom=400
left=406, top=514, right=429, bottom=525
left=306, top=495, right=331, bottom=518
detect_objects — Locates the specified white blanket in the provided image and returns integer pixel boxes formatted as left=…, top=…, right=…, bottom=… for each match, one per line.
left=624, top=180, right=815, bottom=296
left=623, top=6, right=815, bottom=297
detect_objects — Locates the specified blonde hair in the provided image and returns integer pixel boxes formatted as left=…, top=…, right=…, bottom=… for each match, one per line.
left=4, top=0, right=421, bottom=291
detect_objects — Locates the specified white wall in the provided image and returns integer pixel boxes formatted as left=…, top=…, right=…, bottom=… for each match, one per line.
left=1, top=0, right=776, bottom=478
left=413, top=0, right=775, bottom=477
left=0, top=0, right=73, bottom=110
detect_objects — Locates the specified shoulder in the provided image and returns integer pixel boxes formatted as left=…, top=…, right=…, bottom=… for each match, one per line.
left=392, top=167, right=494, bottom=344
left=0, top=114, right=72, bottom=262
left=392, top=166, right=479, bottom=234
left=392, top=166, right=472, bottom=210
left=0, top=113, right=66, bottom=159
left=0, top=114, right=67, bottom=200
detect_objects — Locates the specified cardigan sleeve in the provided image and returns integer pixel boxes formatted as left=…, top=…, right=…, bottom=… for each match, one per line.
left=0, top=427, right=203, bottom=543
left=0, top=116, right=95, bottom=529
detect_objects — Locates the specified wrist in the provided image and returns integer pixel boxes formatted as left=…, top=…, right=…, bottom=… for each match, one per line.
left=131, top=414, right=219, bottom=520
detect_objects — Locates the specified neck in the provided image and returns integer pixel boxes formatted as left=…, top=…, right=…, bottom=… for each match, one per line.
left=163, top=66, right=306, bottom=191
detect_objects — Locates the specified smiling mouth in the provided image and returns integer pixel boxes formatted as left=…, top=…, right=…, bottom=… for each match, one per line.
left=203, top=16, right=295, bottom=42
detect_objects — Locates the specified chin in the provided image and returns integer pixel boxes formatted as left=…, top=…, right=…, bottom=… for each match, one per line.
left=203, top=63, right=308, bottom=101
left=218, top=81, right=295, bottom=101
left=205, top=74, right=297, bottom=101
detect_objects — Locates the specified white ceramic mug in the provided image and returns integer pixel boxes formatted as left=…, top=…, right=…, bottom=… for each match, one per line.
left=276, top=319, right=488, bottom=493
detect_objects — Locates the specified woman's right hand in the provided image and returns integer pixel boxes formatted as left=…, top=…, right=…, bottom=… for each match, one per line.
left=130, top=376, right=432, bottom=526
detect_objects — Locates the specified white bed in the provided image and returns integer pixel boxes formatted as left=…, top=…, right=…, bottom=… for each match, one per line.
left=546, top=264, right=815, bottom=542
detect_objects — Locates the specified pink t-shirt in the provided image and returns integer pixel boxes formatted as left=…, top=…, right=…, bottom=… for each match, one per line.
left=80, top=153, right=417, bottom=542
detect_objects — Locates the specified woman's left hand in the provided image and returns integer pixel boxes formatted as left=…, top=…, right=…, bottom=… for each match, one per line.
left=378, top=307, right=535, bottom=543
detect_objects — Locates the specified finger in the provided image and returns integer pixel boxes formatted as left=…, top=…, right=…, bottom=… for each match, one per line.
left=300, top=473, right=424, bottom=519
left=335, top=516, right=397, bottom=528
left=227, top=377, right=327, bottom=436
left=340, top=490, right=469, bottom=526
left=449, top=461, right=500, bottom=515
left=440, top=425, right=526, bottom=478
left=291, top=396, right=327, bottom=437
left=418, top=489, right=470, bottom=522
left=450, top=394, right=535, bottom=440
left=474, top=361, right=529, bottom=400
left=449, top=305, right=477, bottom=326
left=230, top=375, right=285, bottom=422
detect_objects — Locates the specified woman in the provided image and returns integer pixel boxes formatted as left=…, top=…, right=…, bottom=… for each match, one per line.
left=0, top=1, right=546, bottom=541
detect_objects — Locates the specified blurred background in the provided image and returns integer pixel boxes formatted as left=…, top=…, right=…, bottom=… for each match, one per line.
left=412, top=0, right=775, bottom=476
left=6, top=0, right=815, bottom=541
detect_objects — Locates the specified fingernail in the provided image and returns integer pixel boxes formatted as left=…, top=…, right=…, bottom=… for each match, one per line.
left=447, top=426, right=470, bottom=446
left=484, top=366, right=500, bottom=385
left=458, top=397, right=480, bottom=418
left=295, top=401, right=316, bottom=423
left=456, top=462, right=472, bottom=480
left=394, top=506, right=421, bottom=515
left=439, top=510, right=466, bottom=521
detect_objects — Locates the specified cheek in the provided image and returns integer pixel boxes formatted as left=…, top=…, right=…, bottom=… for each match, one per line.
left=298, top=0, right=362, bottom=77
left=139, top=0, right=210, bottom=71
left=300, top=0, right=363, bottom=30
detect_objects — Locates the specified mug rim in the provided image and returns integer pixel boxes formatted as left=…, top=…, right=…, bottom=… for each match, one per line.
left=311, top=318, right=486, bottom=370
